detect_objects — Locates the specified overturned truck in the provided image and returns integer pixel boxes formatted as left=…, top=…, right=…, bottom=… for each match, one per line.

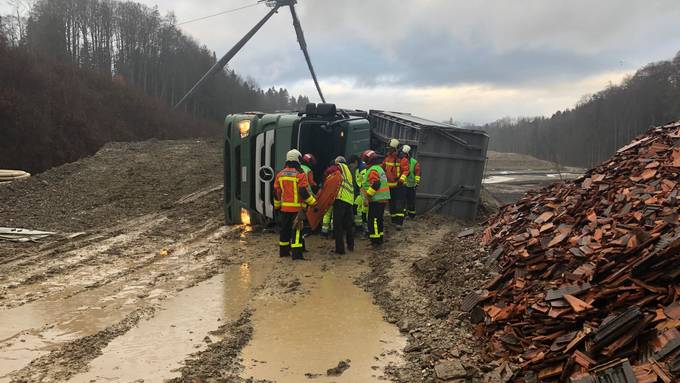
left=223, top=103, right=489, bottom=225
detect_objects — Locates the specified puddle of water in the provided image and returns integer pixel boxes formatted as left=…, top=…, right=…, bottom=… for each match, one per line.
left=0, top=282, right=136, bottom=378
left=68, top=262, right=271, bottom=383
left=241, top=266, right=406, bottom=382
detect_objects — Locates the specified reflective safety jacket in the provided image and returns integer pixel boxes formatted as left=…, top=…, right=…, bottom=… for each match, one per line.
left=405, top=156, right=421, bottom=188
left=382, top=152, right=410, bottom=188
left=356, top=167, right=368, bottom=207
left=273, top=165, right=317, bottom=213
left=364, top=165, right=391, bottom=202
left=300, top=164, right=317, bottom=189
left=336, top=163, right=355, bottom=204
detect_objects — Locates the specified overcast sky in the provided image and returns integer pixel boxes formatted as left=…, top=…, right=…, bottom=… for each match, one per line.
left=4, top=0, right=680, bottom=123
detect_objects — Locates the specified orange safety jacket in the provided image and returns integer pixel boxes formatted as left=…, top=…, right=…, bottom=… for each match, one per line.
left=382, top=152, right=410, bottom=188
left=273, top=165, right=317, bottom=213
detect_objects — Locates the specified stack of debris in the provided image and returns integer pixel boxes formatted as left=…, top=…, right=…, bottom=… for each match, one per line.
left=475, top=121, right=680, bottom=382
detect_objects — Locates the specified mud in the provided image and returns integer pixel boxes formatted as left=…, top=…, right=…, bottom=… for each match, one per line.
left=0, top=140, right=502, bottom=383
left=68, top=262, right=272, bottom=383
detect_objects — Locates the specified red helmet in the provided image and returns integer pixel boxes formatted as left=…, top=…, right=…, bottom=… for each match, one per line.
left=360, top=150, right=375, bottom=162
left=366, top=150, right=381, bottom=164
left=302, top=153, right=317, bottom=166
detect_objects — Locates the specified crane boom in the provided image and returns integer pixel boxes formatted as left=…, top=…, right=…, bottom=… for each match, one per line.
left=174, top=0, right=326, bottom=110
left=174, top=5, right=281, bottom=110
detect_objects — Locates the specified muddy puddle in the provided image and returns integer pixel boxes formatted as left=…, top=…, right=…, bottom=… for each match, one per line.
left=0, top=226, right=239, bottom=381
left=68, top=261, right=272, bottom=383
left=241, top=256, right=406, bottom=382
left=0, top=282, right=135, bottom=380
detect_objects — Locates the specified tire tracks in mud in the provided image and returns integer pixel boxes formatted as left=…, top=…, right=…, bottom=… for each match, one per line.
left=2, top=235, right=259, bottom=382
left=162, top=253, right=316, bottom=383
left=0, top=189, right=227, bottom=309
left=166, top=310, right=257, bottom=383
left=7, top=306, right=157, bottom=383
left=0, top=186, right=261, bottom=381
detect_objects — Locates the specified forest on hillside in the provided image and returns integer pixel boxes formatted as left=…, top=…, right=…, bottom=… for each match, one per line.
left=481, top=52, right=680, bottom=168
left=0, top=0, right=309, bottom=120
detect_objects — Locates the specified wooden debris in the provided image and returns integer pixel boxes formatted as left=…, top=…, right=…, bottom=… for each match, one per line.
left=478, top=121, right=680, bottom=381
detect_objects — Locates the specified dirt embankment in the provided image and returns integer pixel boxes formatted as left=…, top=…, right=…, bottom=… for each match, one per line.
left=0, top=139, right=223, bottom=234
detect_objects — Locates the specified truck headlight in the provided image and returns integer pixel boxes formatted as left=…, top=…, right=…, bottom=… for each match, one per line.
left=239, top=120, right=251, bottom=138
left=240, top=208, right=251, bottom=225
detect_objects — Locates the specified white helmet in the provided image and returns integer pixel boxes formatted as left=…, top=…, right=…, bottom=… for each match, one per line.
left=402, top=145, right=411, bottom=154
left=389, top=138, right=399, bottom=149
left=286, top=149, right=302, bottom=162
left=334, top=156, right=346, bottom=164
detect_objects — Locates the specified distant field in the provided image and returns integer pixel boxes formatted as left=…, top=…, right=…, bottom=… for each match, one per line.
left=485, top=151, right=562, bottom=171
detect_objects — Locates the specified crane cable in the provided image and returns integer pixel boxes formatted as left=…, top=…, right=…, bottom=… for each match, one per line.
left=177, top=2, right=261, bottom=26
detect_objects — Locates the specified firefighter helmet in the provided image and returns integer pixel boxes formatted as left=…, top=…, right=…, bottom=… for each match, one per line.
left=302, top=153, right=317, bottom=166
left=361, top=150, right=375, bottom=162
left=286, top=149, right=302, bottom=162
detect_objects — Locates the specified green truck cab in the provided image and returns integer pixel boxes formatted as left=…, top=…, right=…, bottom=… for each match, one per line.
left=224, top=103, right=370, bottom=225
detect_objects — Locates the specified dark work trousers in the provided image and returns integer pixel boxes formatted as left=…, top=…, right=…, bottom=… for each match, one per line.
left=368, top=201, right=386, bottom=245
left=389, top=185, right=406, bottom=226
left=279, top=211, right=305, bottom=259
left=333, top=200, right=354, bottom=254
left=405, top=186, right=417, bottom=218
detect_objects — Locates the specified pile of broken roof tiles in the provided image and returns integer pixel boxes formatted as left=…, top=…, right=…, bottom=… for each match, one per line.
left=475, top=121, right=680, bottom=382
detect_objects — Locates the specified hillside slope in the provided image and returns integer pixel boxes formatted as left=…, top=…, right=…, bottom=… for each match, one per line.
left=0, top=43, right=221, bottom=174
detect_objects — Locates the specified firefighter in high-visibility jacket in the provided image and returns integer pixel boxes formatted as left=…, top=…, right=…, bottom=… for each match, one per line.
left=331, top=156, right=355, bottom=254
left=364, top=151, right=391, bottom=246
left=357, top=150, right=374, bottom=234
left=273, top=150, right=317, bottom=260
left=349, top=155, right=365, bottom=231
left=382, top=138, right=409, bottom=228
left=401, top=145, right=421, bottom=218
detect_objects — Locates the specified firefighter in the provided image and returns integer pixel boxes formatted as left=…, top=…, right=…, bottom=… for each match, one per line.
left=382, top=138, right=409, bottom=228
left=359, top=150, right=375, bottom=235
left=348, top=155, right=364, bottom=231
left=301, top=153, right=318, bottom=192
left=364, top=151, right=391, bottom=246
left=402, top=145, right=421, bottom=218
left=273, top=149, right=317, bottom=260
left=320, top=161, right=338, bottom=238
left=331, top=156, right=355, bottom=254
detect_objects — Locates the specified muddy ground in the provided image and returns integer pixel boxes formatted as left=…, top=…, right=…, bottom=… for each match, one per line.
left=1, top=140, right=509, bottom=383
